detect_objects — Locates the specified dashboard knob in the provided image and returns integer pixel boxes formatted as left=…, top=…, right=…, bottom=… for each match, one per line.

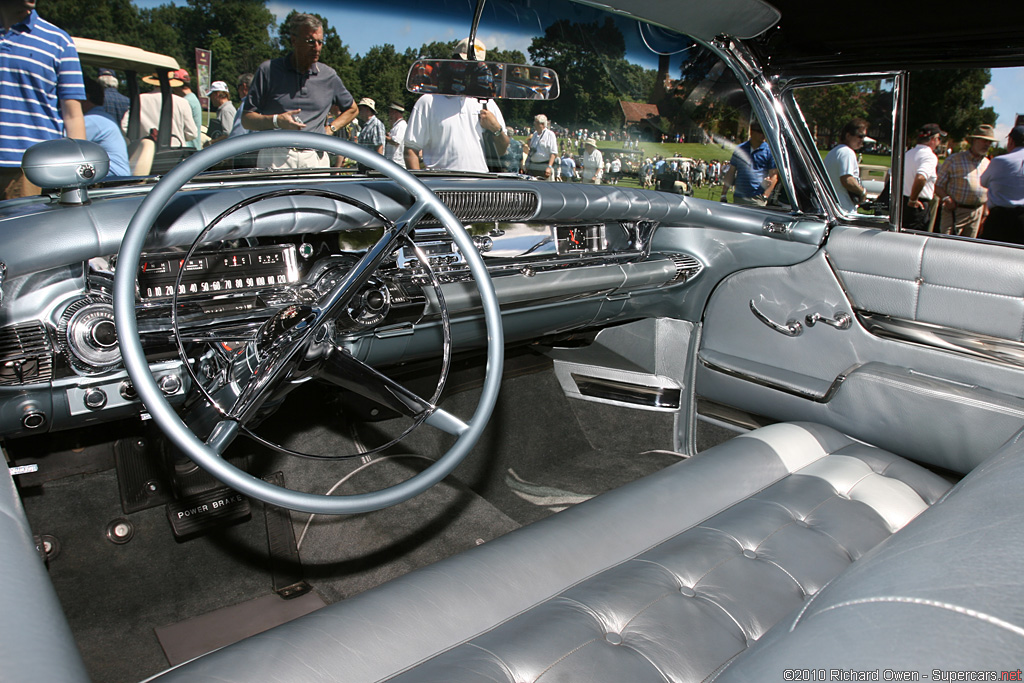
left=83, top=387, right=107, bottom=410
left=90, top=319, right=118, bottom=349
left=119, top=381, right=137, bottom=401
left=158, top=374, right=182, bottom=396
left=364, top=290, right=386, bottom=311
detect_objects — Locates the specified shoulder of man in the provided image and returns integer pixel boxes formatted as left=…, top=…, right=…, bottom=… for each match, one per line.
left=31, top=12, right=76, bottom=44
left=315, top=62, right=339, bottom=78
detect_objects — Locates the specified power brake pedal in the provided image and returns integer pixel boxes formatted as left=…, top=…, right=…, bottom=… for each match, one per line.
left=166, top=487, right=251, bottom=540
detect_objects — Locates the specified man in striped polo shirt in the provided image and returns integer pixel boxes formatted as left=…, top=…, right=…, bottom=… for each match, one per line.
left=0, top=0, right=86, bottom=199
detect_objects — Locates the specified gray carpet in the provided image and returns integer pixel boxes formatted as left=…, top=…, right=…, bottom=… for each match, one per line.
left=18, top=350, right=689, bottom=682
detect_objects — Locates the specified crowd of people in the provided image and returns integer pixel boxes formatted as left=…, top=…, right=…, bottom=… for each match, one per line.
left=1, top=4, right=1021, bottom=239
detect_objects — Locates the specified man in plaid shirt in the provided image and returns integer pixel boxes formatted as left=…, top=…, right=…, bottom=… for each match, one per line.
left=935, top=124, right=997, bottom=238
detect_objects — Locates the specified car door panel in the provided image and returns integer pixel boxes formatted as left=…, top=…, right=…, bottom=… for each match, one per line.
left=698, top=226, right=1024, bottom=472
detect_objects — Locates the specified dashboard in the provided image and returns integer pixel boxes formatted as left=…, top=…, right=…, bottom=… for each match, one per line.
left=0, top=188, right=704, bottom=440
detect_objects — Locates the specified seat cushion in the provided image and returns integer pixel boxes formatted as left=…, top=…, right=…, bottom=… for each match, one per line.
left=153, top=423, right=951, bottom=683
left=718, top=437, right=1024, bottom=678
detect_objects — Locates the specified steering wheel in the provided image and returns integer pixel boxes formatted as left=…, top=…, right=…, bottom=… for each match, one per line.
left=113, top=132, right=504, bottom=515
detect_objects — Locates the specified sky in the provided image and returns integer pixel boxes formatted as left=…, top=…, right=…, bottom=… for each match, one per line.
left=133, top=0, right=1024, bottom=139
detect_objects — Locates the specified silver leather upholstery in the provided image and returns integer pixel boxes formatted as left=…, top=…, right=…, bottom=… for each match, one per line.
left=1, top=468, right=90, bottom=683
left=720, top=436, right=1024, bottom=677
left=155, top=423, right=951, bottom=682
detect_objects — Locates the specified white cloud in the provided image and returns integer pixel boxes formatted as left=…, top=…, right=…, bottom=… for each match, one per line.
left=266, top=1, right=290, bottom=25
left=983, top=83, right=1000, bottom=104
left=476, top=31, right=533, bottom=59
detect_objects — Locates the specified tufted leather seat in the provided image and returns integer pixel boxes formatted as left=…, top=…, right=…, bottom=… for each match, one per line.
left=154, top=422, right=958, bottom=682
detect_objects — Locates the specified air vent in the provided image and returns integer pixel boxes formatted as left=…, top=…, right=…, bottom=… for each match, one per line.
left=434, top=190, right=538, bottom=223
left=0, top=322, right=53, bottom=386
left=668, top=254, right=703, bottom=283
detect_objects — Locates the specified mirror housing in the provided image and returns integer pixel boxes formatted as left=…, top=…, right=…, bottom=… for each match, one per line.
left=22, top=139, right=110, bottom=205
left=407, top=59, right=559, bottom=100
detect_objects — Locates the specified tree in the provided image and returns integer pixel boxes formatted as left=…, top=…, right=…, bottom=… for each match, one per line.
left=794, top=82, right=874, bottom=148
left=908, top=69, right=996, bottom=141
left=42, top=0, right=145, bottom=48
left=528, top=17, right=629, bottom=128
left=356, top=44, right=411, bottom=111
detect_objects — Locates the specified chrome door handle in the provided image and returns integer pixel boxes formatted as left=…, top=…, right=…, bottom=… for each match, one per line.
left=805, top=311, right=852, bottom=330
left=749, top=299, right=802, bottom=337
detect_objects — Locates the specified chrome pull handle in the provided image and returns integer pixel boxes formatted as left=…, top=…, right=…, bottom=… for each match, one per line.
left=749, top=299, right=802, bottom=337
left=763, top=221, right=791, bottom=236
left=805, top=311, right=852, bottom=330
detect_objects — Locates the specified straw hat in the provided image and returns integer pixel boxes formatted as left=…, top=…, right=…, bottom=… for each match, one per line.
left=142, top=72, right=183, bottom=88
left=966, top=124, right=998, bottom=142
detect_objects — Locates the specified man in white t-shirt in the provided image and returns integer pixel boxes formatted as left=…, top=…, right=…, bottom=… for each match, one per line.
left=385, top=103, right=407, bottom=167
left=581, top=138, right=603, bottom=184
left=903, top=123, right=945, bottom=231
left=404, top=38, right=509, bottom=172
left=824, top=117, right=869, bottom=213
left=524, top=113, right=558, bottom=180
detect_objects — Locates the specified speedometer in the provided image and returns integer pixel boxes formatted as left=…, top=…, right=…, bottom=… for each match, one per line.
left=137, top=245, right=299, bottom=301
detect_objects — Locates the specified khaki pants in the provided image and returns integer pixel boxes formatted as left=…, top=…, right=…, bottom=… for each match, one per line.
left=256, top=147, right=329, bottom=170
left=939, top=204, right=984, bottom=238
left=734, top=194, right=767, bottom=208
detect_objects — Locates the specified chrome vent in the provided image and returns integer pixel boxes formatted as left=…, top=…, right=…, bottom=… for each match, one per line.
left=434, top=190, right=538, bottom=223
left=0, top=322, right=53, bottom=386
left=668, top=254, right=703, bottom=283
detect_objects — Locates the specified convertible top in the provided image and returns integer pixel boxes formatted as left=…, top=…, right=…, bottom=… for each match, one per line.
left=754, top=0, right=1024, bottom=74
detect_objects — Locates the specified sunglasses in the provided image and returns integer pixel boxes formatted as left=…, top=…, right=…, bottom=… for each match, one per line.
left=303, top=38, right=324, bottom=46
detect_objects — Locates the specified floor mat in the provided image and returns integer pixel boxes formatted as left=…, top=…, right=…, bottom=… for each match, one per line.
left=155, top=591, right=326, bottom=666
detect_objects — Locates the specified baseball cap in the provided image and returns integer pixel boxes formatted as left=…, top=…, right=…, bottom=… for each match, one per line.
left=171, top=69, right=191, bottom=84
left=98, top=68, right=115, bottom=77
left=206, top=80, right=229, bottom=95
left=917, top=123, right=946, bottom=139
left=454, top=37, right=486, bottom=61
left=1010, top=125, right=1024, bottom=146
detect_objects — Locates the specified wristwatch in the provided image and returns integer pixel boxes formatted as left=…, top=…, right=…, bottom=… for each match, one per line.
left=272, top=114, right=280, bottom=129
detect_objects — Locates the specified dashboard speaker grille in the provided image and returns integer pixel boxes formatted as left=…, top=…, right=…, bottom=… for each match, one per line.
left=434, top=190, right=539, bottom=223
left=0, top=322, right=53, bottom=386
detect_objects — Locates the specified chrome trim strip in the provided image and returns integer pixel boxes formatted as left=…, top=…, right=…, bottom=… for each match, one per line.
left=858, top=312, right=1024, bottom=369
left=699, top=355, right=855, bottom=403
left=570, top=373, right=681, bottom=409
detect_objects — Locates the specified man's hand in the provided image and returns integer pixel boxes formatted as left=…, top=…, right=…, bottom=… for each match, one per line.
left=277, top=110, right=305, bottom=130
left=478, top=109, right=501, bottom=134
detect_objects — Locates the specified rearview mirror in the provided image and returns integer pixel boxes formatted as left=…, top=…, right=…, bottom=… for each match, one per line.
left=406, top=59, right=559, bottom=100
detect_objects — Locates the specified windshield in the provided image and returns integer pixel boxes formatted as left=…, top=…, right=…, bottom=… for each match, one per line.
left=20, top=0, right=761, bottom=201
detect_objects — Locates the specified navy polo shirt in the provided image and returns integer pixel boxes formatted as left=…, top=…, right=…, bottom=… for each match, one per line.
left=0, top=10, right=86, bottom=167
left=729, top=140, right=776, bottom=199
left=244, top=54, right=353, bottom=137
